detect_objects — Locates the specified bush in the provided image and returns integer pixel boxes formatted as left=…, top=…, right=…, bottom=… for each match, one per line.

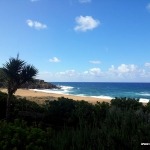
left=1, top=94, right=150, bottom=149
left=0, top=91, right=17, bottom=119
left=44, top=97, right=96, bottom=127
left=93, top=101, right=110, bottom=127
left=0, top=91, right=44, bottom=122
left=44, top=97, right=76, bottom=127
left=111, top=97, right=143, bottom=110
left=0, top=119, right=48, bottom=150
left=73, top=100, right=95, bottom=127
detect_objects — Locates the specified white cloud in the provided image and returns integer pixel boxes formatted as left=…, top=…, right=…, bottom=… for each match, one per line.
left=79, top=0, right=91, bottom=3
left=26, top=19, right=47, bottom=30
left=108, top=65, right=115, bottom=72
left=38, top=63, right=150, bottom=82
left=84, top=68, right=102, bottom=76
left=145, top=63, right=150, bottom=68
left=89, top=60, right=101, bottom=64
left=117, top=64, right=137, bottom=73
left=49, top=57, right=61, bottom=63
left=74, top=16, right=100, bottom=32
left=37, top=71, right=77, bottom=82
left=118, top=64, right=130, bottom=73
left=108, top=64, right=138, bottom=80
left=90, top=68, right=102, bottom=75
left=57, top=70, right=77, bottom=77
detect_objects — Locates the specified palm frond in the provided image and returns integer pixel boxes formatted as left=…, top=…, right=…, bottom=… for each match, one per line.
left=20, top=65, right=38, bottom=84
left=2, top=55, right=38, bottom=91
left=3, top=57, right=26, bottom=81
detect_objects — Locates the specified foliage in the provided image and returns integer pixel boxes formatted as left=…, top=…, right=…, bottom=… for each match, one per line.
left=44, top=97, right=76, bottom=127
left=0, top=119, right=48, bottom=150
left=2, top=55, right=38, bottom=95
left=0, top=92, right=44, bottom=123
left=0, top=94, right=150, bottom=149
left=94, top=101, right=110, bottom=127
left=1, top=55, right=38, bottom=120
left=0, top=91, right=15, bottom=120
left=111, top=97, right=143, bottom=110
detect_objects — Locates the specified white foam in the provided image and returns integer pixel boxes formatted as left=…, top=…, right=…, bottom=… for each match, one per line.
left=30, top=89, right=67, bottom=95
left=139, top=98, right=150, bottom=103
left=138, top=92, right=150, bottom=96
left=30, top=85, right=74, bottom=95
left=60, top=86, right=74, bottom=92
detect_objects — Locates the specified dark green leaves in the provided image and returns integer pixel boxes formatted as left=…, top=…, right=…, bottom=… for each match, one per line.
left=2, top=55, right=38, bottom=93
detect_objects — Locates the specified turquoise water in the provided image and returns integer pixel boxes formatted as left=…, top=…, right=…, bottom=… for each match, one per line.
left=51, top=82, right=150, bottom=100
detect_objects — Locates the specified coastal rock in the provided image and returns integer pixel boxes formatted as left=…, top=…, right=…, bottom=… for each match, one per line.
left=0, top=79, right=59, bottom=89
left=21, top=79, right=59, bottom=89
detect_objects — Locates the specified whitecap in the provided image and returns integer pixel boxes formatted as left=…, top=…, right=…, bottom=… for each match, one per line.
left=30, top=85, right=74, bottom=95
left=60, top=86, right=74, bottom=91
left=137, top=92, right=150, bottom=96
left=30, top=89, right=63, bottom=94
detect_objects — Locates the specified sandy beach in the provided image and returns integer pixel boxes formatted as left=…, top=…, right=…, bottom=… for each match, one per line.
left=0, top=88, right=112, bottom=104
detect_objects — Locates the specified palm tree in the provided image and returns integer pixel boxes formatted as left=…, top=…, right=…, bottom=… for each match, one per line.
left=2, top=55, right=38, bottom=120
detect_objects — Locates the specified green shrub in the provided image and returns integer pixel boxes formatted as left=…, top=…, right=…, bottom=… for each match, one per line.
left=73, top=100, right=95, bottom=127
left=0, top=91, right=44, bottom=122
left=111, top=97, right=143, bottom=110
left=93, top=101, right=110, bottom=127
left=0, top=91, right=17, bottom=119
left=0, top=95, right=150, bottom=149
left=44, top=97, right=76, bottom=127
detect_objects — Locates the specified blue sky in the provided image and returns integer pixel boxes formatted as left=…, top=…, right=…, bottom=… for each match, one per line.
left=0, top=0, right=150, bottom=82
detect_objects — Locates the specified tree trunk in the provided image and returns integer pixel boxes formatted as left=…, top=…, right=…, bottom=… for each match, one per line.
left=6, top=93, right=12, bottom=121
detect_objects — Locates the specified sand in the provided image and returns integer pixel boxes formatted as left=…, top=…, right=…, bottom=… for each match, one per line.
left=0, top=88, right=112, bottom=104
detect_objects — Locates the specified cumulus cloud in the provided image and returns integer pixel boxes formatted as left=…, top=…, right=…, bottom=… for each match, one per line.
left=145, top=62, right=150, bottom=68
left=38, top=63, right=150, bottom=82
left=110, top=64, right=137, bottom=74
left=56, top=70, right=81, bottom=81
left=49, top=57, right=61, bottom=63
left=39, top=70, right=81, bottom=82
left=57, top=70, right=77, bottom=77
left=26, top=19, right=47, bottom=30
left=108, top=65, right=115, bottom=72
left=84, top=68, right=102, bottom=76
left=118, top=64, right=131, bottom=73
left=74, top=16, right=100, bottom=32
left=108, top=64, right=138, bottom=80
left=79, top=0, right=91, bottom=3
left=89, top=60, right=101, bottom=64
left=90, top=68, right=102, bottom=75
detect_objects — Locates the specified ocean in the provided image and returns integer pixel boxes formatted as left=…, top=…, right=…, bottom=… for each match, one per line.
left=41, top=82, right=150, bottom=101
left=33, top=82, right=150, bottom=102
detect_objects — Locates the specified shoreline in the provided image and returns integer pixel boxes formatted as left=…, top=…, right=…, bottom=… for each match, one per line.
left=0, top=88, right=149, bottom=104
left=0, top=88, right=112, bottom=104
